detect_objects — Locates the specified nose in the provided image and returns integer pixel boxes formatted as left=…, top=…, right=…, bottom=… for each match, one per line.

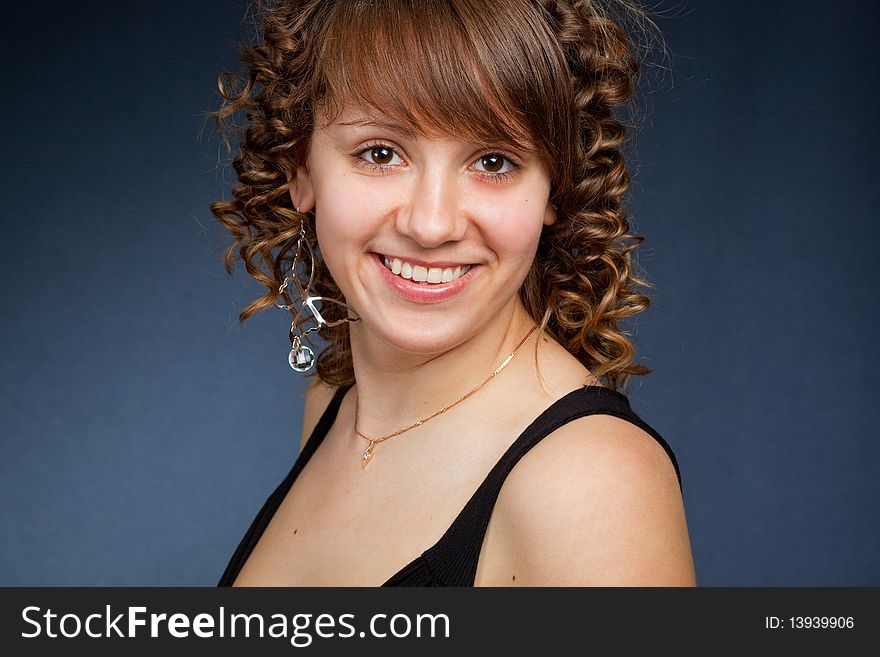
left=395, top=169, right=466, bottom=248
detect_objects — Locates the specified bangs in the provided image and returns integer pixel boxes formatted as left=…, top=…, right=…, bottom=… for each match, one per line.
left=311, top=0, right=572, bottom=162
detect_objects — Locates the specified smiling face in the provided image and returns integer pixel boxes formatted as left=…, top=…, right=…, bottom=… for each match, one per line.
left=275, top=0, right=575, bottom=358
left=291, top=107, right=555, bottom=355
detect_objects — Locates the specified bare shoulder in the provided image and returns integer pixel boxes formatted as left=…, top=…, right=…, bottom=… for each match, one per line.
left=492, top=413, right=697, bottom=586
left=299, top=378, right=340, bottom=451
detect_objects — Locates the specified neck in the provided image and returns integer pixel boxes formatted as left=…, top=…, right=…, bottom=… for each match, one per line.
left=348, top=300, right=538, bottom=439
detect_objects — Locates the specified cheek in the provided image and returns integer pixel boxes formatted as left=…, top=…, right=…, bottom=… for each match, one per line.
left=312, top=176, right=376, bottom=255
left=480, top=196, right=546, bottom=264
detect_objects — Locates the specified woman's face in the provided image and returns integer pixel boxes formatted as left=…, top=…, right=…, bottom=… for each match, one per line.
left=293, top=106, right=555, bottom=355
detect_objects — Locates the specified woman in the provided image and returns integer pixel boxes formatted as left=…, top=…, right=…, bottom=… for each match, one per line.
left=211, top=0, right=696, bottom=586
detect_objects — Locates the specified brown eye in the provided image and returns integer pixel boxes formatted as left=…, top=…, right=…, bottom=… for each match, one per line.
left=357, top=144, right=401, bottom=168
left=480, top=154, right=504, bottom=172
left=472, top=152, right=518, bottom=182
left=370, top=146, right=394, bottom=165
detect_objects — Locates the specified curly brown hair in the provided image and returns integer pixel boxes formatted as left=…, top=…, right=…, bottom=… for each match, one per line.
left=210, top=0, right=660, bottom=391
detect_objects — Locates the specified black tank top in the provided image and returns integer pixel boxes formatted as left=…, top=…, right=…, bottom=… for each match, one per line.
left=218, top=383, right=682, bottom=587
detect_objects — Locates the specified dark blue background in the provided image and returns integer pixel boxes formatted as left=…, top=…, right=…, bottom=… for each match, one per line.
left=1, top=1, right=877, bottom=585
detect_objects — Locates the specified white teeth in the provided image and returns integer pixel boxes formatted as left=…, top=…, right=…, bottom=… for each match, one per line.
left=411, top=265, right=428, bottom=282
left=381, top=254, right=472, bottom=284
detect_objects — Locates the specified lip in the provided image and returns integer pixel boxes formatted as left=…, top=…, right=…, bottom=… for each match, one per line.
left=378, top=253, right=472, bottom=269
left=371, top=252, right=479, bottom=304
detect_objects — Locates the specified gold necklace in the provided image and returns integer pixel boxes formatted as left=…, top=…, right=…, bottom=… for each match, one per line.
left=354, top=324, right=539, bottom=469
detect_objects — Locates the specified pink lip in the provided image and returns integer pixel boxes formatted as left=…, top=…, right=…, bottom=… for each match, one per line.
left=379, top=253, right=470, bottom=269
left=371, top=252, right=479, bottom=304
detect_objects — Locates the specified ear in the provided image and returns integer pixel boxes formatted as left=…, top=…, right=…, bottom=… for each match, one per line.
left=287, top=162, right=316, bottom=213
left=543, top=201, right=557, bottom=226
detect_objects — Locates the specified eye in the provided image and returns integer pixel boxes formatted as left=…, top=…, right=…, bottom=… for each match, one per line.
left=357, top=144, right=403, bottom=167
left=473, top=153, right=516, bottom=175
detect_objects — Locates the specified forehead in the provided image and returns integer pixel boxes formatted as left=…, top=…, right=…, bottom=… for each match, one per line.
left=317, top=107, right=417, bottom=140
left=309, top=0, right=559, bottom=154
left=316, top=105, right=536, bottom=155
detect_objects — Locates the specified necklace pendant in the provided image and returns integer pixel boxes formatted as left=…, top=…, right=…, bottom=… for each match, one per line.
left=362, top=441, right=377, bottom=469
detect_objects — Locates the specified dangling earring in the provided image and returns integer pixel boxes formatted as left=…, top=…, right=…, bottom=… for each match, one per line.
left=275, top=210, right=360, bottom=373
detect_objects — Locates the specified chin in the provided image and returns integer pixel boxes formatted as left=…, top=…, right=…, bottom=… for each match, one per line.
left=356, top=312, right=474, bottom=356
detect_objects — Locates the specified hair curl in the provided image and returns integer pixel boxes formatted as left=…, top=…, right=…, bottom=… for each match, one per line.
left=210, top=0, right=661, bottom=391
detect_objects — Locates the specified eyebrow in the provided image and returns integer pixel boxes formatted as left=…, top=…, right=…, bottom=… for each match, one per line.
left=334, top=117, right=538, bottom=155
left=335, top=118, right=418, bottom=139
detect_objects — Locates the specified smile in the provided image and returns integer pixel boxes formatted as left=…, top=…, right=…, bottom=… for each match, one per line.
left=380, top=255, right=472, bottom=284
left=371, top=253, right=479, bottom=304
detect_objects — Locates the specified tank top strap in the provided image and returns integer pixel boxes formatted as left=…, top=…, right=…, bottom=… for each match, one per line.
left=297, top=383, right=353, bottom=465
left=420, top=384, right=681, bottom=586
left=216, top=382, right=352, bottom=586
